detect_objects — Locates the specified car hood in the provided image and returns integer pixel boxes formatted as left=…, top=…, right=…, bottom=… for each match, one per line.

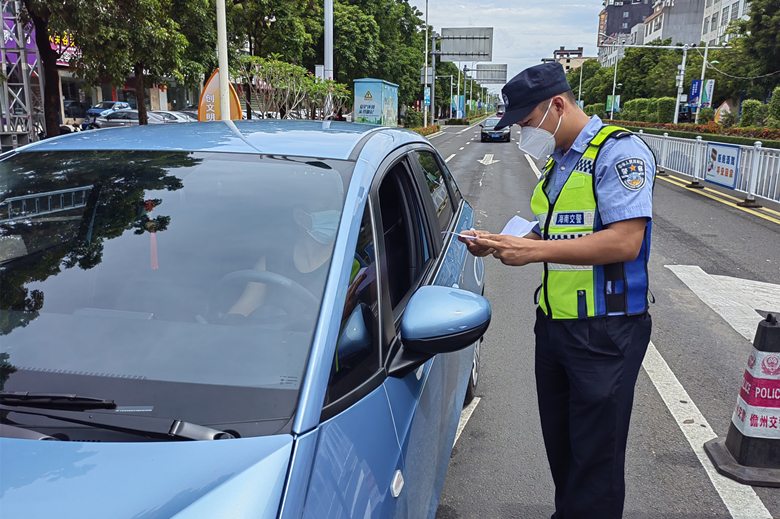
left=0, top=433, right=293, bottom=518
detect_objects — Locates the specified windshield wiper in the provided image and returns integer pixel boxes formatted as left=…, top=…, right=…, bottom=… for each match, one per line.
left=0, top=404, right=235, bottom=441
left=0, top=391, right=117, bottom=410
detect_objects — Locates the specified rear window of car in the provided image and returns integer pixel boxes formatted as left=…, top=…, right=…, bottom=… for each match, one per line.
left=0, top=150, right=354, bottom=439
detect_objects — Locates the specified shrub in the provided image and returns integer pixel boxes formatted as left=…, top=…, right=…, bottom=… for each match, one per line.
left=408, top=124, right=441, bottom=136
left=740, top=99, right=763, bottom=127
left=646, top=111, right=659, bottom=123
left=634, top=98, right=649, bottom=114
left=403, top=109, right=424, bottom=128
left=768, top=116, right=780, bottom=130
left=584, top=104, right=597, bottom=116
left=657, top=97, right=676, bottom=124
left=636, top=110, right=647, bottom=122
left=720, top=109, right=738, bottom=128
left=698, top=107, right=715, bottom=124
left=769, top=86, right=780, bottom=125
left=591, top=103, right=607, bottom=120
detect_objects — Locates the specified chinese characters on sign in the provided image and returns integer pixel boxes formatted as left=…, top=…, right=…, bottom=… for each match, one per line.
left=197, top=68, right=242, bottom=121
left=732, top=347, right=780, bottom=439
left=704, top=142, right=740, bottom=190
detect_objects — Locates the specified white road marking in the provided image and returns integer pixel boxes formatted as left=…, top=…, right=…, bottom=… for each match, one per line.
left=454, top=397, right=481, bottom=446
left=524, top=153, right=543, bottom=179
left=459, top=147, right=465, bottom=151
left=445, top=154, right=456, bottom=163
left=466, top=142, right=471, bottom=145
left=477, top=154, right=500, bottom=166
left=427, top=131, right=445, bottom=139
left=666, top=265, right=780, bottom=342
left=643, top=342, right=772, bottom=519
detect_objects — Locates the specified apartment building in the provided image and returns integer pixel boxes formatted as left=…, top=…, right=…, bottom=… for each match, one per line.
left=541, top=47, right=598, bottom=73
left=644, top=0, right=707, bottom=45
left=701, top=0, right=750, bottom=45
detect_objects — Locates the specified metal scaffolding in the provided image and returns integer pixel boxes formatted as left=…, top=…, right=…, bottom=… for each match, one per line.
left=1, top=0, right=45, bottom=150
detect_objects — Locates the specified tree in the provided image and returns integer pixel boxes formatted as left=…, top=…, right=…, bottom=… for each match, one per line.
left=333, top=0, right=380, bottom=83
left=19, top=0, right=69, bottom=138
left=566, top=59, right=600, bottom=103
left=738, top=0, right=780, bottom=90
left=67, top=0, right=190, bottom=125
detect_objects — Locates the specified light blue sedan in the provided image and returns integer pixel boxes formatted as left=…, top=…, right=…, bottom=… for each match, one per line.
left=0, top=120, right=489, bottom=519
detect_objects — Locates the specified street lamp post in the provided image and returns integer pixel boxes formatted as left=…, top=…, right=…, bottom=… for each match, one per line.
left=694, top=46, right=718, bottom=124
left=610, top=57, right=618, bottom=121
left=673, top=44, right=689, bottom=125
left=324, top=0, right=333, bottom=81
left=578, top=62, right=584, bottom=108
left=423, top=0, right=428, bottom=127
left=216, top=0, right=230, bottom=120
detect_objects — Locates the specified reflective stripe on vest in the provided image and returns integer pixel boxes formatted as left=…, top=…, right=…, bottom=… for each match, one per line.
left=530, top=125, right=652, bottom=320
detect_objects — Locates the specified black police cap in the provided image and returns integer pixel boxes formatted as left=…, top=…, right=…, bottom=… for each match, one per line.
left=495, top=62, right=571, bottom=130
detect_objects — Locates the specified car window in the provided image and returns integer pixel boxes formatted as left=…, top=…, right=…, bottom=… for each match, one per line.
left=411, top=150, right=454, bottom=232
left=323, top=205, right=381, bottom=406
left=377, top=160, right=430, bottom=310
left=0, top=150, right=354, bottom=440
left=440, top=160, right=463, bottom=205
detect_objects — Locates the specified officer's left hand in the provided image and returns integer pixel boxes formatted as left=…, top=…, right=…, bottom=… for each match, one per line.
left=473, top=234, right=540, bottom=266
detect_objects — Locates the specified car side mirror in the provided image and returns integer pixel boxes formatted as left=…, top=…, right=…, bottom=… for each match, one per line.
left=388, top=286, right=490, bottom=378
left=403, top=285, right=490, bottom=354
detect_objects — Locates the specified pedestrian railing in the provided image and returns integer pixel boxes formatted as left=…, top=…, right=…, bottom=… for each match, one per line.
left=638, top=131, right=780, bottom=205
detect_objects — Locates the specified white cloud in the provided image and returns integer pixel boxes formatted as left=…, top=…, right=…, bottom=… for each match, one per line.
left=424, top=0, right=602, bottom=92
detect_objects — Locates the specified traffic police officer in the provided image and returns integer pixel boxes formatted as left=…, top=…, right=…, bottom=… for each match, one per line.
left=461, top=62, right=654, bottom=518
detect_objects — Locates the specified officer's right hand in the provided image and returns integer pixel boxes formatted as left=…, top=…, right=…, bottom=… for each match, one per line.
left=459, top=230, right=495, bottom=257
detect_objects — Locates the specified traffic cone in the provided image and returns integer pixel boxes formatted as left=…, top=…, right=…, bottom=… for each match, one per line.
left=705, top=313, right=780, bottom=487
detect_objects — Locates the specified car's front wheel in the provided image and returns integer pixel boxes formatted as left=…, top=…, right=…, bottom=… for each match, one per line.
left=464, top=338, right=481, bottom=404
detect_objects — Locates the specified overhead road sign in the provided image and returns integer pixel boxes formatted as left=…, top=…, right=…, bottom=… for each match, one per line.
left=475, top=64, right=507, bottom=84
left=440, top=28, right=493, bottom=63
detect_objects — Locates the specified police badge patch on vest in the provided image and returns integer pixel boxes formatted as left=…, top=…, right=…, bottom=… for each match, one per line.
left=615, top=157, right=647, bottom=191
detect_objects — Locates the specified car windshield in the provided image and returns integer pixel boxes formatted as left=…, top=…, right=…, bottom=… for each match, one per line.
left=0, top=150, right=353, bottom=439
left=483, top=118, right=501, bottom=128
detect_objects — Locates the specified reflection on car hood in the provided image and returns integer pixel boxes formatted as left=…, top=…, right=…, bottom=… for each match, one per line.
left=0, top=434, right=293, bottom=518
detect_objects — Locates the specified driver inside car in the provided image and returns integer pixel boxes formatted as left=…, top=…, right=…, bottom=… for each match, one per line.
left=227, top=204, right=341, bottom=319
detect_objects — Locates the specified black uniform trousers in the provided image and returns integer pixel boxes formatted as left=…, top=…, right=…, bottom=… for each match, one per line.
left=534, top=306, right=652, bottom=519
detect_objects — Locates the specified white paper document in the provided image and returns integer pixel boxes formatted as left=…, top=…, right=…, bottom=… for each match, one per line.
left=500, top=216, right=538, bottom=237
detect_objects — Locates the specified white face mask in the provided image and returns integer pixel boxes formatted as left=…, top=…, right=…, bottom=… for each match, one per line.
left=294, top=208, right=341, bottom=244
left=518, top=100, right=563, bottom=160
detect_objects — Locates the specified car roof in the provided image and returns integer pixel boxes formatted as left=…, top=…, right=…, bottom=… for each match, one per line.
left=15, top=120, right=427, bottom=160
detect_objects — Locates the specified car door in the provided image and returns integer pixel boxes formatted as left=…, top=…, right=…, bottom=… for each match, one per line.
left=301, top=199, right=405, bottom=519
left=383, top=145, right=483, bottom=519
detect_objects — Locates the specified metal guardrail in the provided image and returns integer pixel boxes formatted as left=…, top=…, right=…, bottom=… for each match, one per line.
left=638, top=131, right=780, bottom=205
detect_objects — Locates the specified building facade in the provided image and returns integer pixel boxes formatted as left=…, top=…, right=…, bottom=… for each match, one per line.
left=701, top=0, right=750, bottom=45
left=598, top=34, right=630, bottom=67
left=541, top=47, right=598, bottom=73
left=643, top=0, right=707, bottom=45
left=601, top=0, right=654, bottom=44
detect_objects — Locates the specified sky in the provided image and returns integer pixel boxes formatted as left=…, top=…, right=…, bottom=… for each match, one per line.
left=423, top=0, right=604, bottom=92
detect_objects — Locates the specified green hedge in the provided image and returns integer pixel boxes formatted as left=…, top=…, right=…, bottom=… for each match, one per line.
left=740, top=99, right=763, bottom=127
left=622, top=125, right=780, bottom=150
left=657, top=97, right=676, bottom=124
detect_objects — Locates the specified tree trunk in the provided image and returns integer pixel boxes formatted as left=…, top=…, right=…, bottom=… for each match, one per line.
left=246, top=82, right=252, bottom=119
left=24, top=1, right=59, bottom=138
left=134, top=63, right=148, bottom=125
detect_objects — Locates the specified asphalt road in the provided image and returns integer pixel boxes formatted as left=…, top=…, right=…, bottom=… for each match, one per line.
left=428, top=121, right=780, bottom=519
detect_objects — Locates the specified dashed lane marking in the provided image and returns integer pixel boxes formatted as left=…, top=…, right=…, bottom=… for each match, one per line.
left=459, top=147, right=465, bottom=151
left=454, top=397, right=481, bottom=446
left=445, top=154, right=456, bottom=163
left=643, top=342, right=772, bottom=519
left=525, top=153, right=543, bottom=179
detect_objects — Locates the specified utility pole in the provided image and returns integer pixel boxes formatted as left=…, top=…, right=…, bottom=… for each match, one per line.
left=423, top=0, right=429, bottom=127
left=673, top=44, right=689, bottom=125
left=694, top=44, right=710, bottom=124
left=578, top=63, right=584, bottom=108
left=610, top=58, right=618, bottom=121
left=456, top=62, right=461, bottom=118
left=324, top=0, right=333, bottom=81
left=430, top=32, right=437, bottom=124
left=216, top=0, right=230, bottom=120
